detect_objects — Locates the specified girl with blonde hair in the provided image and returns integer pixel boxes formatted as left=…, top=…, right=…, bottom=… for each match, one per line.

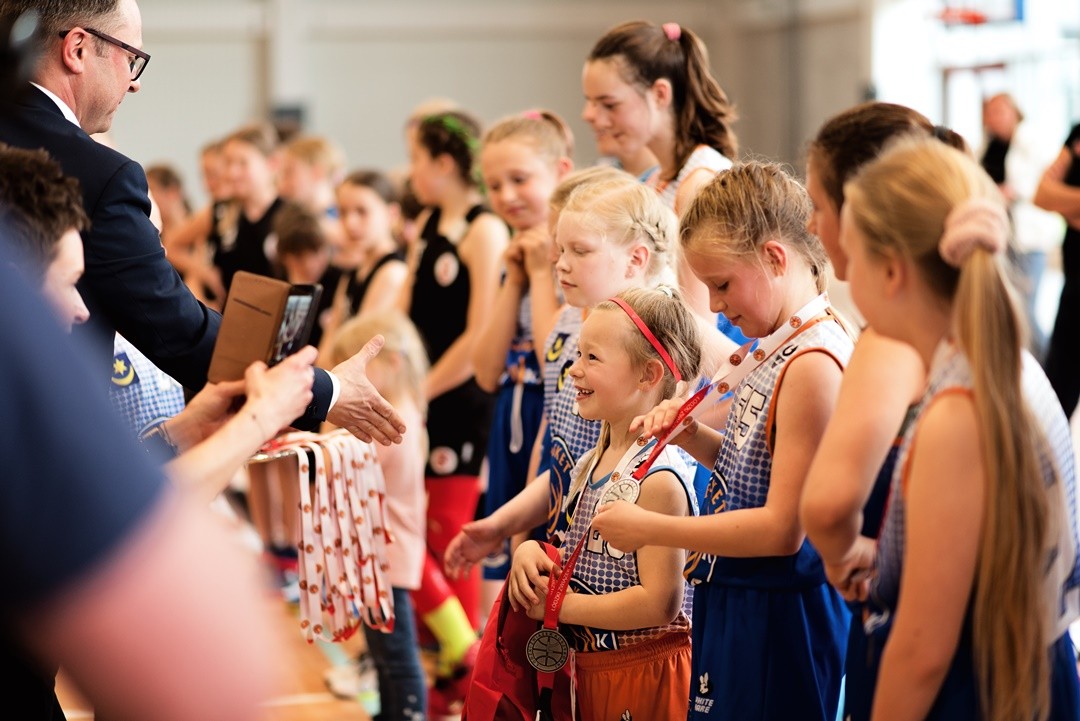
left=840, top=137, right=1080, bottom=721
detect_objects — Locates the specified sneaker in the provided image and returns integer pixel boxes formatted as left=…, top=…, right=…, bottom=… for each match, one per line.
left=428, top=640, right=479, bottom=718
left=324, top=653, right=379, bottom=699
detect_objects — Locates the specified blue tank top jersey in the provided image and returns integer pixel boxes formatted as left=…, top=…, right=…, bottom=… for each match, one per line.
left=686, top=313, right=854, bottom=588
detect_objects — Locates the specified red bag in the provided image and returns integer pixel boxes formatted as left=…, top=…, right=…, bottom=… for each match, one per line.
left=461, top=543, right=573, bottom=721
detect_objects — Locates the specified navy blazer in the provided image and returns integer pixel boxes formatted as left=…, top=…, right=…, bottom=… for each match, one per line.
left=0, top=85, right=332, bottom=427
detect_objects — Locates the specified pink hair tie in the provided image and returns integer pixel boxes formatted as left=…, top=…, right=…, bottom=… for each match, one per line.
left=522, top=109, right=542, bottom=120
left=938, top=197, right=1009, bottom=267
left=662, top=22, right=681, bottom=41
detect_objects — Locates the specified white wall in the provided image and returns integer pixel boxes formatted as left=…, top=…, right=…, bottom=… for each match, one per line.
left=108, top=0, right=1079, bottom=209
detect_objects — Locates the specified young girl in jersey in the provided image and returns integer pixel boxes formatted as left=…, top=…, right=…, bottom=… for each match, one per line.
left=443, top=171, right=679, bottom=572
left=329, top=311, right=430, bottom=721
left=318, top=170, right=405, bottom=362
left=508, top=286, right=701, bottom=721
left=839, top=137, right=1080, bottom=721
left=583, top=20, right=748, bottom=352
left=398, top=109, right=508, bottom=713
left=592, top=162, right=852, bottom=721
left=796, top=103, right=970, bottom=720
left=473, top=110, right=574, bottom=599
left=215, top=122, right=282, bottom=292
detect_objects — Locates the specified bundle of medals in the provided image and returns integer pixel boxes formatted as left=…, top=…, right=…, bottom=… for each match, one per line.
left=253, top=430, right=395, bottom=642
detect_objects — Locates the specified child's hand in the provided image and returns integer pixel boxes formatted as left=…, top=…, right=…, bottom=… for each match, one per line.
left=243, top=346, right=317, bottom=439
left=824, top=535, right=877, bottom=602
left=508, top=541, right=561, bottom=612
left=517, top=226, right=554, bottom=278
left=592, top=500, right=652, bottom=553
left=525, top=589, right=548, bottom=621
left=444, top=516, right=506, bottom=580
left=629, top=397, right=696, bottom=443
left=503, top=237, right=528, bottom=287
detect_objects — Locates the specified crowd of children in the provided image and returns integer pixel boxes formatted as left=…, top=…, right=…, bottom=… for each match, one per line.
left=20, top=14, right=1078, bottom=721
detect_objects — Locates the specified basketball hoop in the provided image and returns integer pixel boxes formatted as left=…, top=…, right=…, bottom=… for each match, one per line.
left=935, top=7, right=989, bottom=26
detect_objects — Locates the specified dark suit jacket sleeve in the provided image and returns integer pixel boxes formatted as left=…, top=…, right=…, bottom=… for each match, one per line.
left=80, top=158, right=220, bottom=391
left=292, top=368, right=334, bottom=430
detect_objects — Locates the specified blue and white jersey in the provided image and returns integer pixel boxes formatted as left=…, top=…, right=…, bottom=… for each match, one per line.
left=542, top=306, right=598, bottom=545
left=498, top=290, right=543, bottom=390
left=563, top=441, right=697, bottom=652
left=686, top=313, right=854, bottom=587
left=872, top=343, right=1080, bottom=641
left=109, top=334, right=186, bottom=436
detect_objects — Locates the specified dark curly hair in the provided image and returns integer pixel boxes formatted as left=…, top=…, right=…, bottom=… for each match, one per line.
left=0, top=143, right=88, bottom=282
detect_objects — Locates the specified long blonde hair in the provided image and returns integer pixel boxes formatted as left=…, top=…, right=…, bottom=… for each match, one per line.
left=846, top=137, right=1052, bottom=721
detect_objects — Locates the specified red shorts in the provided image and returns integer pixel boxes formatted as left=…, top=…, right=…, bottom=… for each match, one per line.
left=573, top=632, right=691, bottom=721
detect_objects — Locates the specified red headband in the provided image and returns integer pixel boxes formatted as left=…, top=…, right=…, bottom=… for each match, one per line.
left=609, top=297, right=682, bottom=381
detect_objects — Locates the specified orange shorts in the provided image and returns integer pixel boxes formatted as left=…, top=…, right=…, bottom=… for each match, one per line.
left=573, top=632, right=691, bottom=721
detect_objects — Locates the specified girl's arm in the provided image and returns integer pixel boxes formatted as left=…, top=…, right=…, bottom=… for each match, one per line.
left=473, top=241, right=527, bottom=393
left=549, top=471, right=690, bottom=630
left=674, top=168, right=720, bottom=322
left=316, top=273, right=352, bottom=368
left=423, top=214, right=509, bottom=401
left=162, top=205, right=213, bottom=274
left=395, top=209, right=432, bottom=316
left=166, top=348, right=316, bottom=503
left=444, top=467, right=550, bottom=578
left=1034, top=148, right=1080, bottom=227
left=357, top=258, right=408, bottom=318
left=870, top=395, right=984, bottom=721
left=518, top=226, right=561, bottom=368
left=801, top=329, right=924, bottom=563
left=600, top=351, right=842, bottom=556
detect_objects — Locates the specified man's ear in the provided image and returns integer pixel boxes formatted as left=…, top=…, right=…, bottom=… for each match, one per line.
left=60, top=29, right=90, bottom=74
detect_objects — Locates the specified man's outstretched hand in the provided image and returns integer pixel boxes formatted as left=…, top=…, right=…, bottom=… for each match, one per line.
left=326, top=335, right=406, bottom=445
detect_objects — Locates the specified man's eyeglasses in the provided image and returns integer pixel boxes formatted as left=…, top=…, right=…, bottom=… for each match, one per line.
left=59, top=27, right=150, bottom=81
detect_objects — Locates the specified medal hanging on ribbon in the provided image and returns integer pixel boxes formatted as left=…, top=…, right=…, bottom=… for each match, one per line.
left=631, top=293, right=831, bottom=481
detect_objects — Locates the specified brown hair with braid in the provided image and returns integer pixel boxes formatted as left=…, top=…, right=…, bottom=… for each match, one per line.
left=681, top=161, right=828, bottom=292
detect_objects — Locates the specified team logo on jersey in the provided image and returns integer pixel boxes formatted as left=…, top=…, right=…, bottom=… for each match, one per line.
left=699, top=672, right=713, bottom=696
left=111, top=352, right=139, bottom=387
left=556, top=358, right=573, bottom=393
left=429, top=446, right=459, bottom=475
left=434, top=252, right=460, bottom=287
left=546, top=332, right=569, bottom=363
left=620, top=711, right=632, bottom=721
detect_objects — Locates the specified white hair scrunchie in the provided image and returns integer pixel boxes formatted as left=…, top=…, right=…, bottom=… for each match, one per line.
left=938, top=197, right=1009, bottom=268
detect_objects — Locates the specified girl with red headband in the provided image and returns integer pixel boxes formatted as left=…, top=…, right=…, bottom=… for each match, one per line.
left=507, top=285, right=703, bottom=721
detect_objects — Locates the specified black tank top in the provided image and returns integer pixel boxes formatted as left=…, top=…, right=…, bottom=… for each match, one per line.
left=346, top=250, right=405, bottom=317
left=409, top=205, right=485, bottom=364
left=214, top=197, right=282, bottom=292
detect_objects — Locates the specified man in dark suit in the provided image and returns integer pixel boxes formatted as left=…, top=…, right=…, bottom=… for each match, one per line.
left=0, top=0, right=405, bottom=445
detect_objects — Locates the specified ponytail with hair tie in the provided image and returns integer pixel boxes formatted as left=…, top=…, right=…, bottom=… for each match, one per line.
left=938, top=197, right=1008, bottom=267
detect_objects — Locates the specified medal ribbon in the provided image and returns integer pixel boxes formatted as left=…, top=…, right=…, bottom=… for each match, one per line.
left=630, top=293, right=831, bottom=481
left=534, top=438, right=656, bottom=696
